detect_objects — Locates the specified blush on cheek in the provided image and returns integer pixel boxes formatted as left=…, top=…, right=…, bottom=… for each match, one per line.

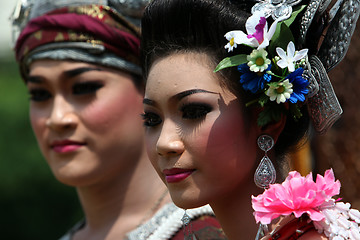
left=29, top=111, right=45, bottom=140
left=82, top=90, right=142, bottom=131
left=145, top=134, right=159, bottom=165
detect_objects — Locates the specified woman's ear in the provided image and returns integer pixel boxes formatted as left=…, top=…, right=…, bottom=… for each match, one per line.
left=251, top=106, right=287, bottom=144
left=260, top=113, right=287, bottom=144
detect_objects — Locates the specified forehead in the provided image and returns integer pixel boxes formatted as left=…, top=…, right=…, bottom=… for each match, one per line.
left=29, top=60, right=98, bottom=74
left=145, top=53, right=222, bottom=97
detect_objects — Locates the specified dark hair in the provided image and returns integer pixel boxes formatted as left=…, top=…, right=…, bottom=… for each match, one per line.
left=141, top=0, right=310, bottom=163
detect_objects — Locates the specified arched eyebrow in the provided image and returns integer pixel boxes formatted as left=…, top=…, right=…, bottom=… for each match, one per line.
left=173, top=89, right=217, bottom=101
left=143, top=98, right=155, bottom=106
left=27, top=76, right=44, bottom=83
left=143, top=88, right=217, bottom=106
left=27, top=67, right=103, bottom=83
left=63, top=67, right=103, bottom=78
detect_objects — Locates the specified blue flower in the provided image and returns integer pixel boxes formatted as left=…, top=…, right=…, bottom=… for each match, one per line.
left=238, top=63, right=272, bottom=93
left=286, top=68, right=309, bottom=103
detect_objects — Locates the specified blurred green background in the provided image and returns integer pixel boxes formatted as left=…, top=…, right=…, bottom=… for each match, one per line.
left=0, top=53, right=82, bottom=239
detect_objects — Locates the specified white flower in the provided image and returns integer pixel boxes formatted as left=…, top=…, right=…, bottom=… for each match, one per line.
left=247, top=48, right=271, bottom=72
left=223, top=11, right=278, bottom=50
left=349, top=209, right=360, bottom=223
left=313, top=200, right=360, bottom=240
left=276, top=41, right=308, bottom=72
left=224, top=31, right=241, bottom=52
left=265, top=80, right=293, bottom=104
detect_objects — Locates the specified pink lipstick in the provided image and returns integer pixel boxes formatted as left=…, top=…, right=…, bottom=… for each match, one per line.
left=51, top=140, right=85, bottom=153
left=163, top=168, right=195, bottom=183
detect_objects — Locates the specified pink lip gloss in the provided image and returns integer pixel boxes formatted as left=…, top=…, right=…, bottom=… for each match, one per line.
left=53, top=144, right=83, bottom=153
left=163, top=168, right=195, bottom=183
left=51, top=140, right=85, bottom=153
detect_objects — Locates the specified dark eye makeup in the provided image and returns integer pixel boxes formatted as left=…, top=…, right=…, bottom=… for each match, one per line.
left=72, top=81, right=104, bottom=95
left=180, top=103, right=212, bottom=120
left=29, top=89, right=52, bottom=102
left=141, top=112, right=162, bottom=127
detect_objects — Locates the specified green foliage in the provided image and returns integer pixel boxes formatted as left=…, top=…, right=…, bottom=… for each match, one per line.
left=258, top=104, right=285, bottom=126
left=282, top=5, right=307, bottom=27
left=214, top=54, right=248, bottom=72
left=0, top=57, right=81, bottom=240
left=290, top=103, right=303, bottom=120
left=268, top=22, right=295, bottom=57
left=268, top=5, right=305, bottom=56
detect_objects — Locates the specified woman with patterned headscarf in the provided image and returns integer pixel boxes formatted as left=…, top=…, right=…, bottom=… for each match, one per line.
left=11, top=0, right=226, bottom=239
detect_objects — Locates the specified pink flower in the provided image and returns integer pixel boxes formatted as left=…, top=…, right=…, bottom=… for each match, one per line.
left=252, top=169, right=341, bottom=224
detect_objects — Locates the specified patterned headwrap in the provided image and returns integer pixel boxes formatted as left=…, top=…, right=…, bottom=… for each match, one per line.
left=12, top=0, right=148, bottom=79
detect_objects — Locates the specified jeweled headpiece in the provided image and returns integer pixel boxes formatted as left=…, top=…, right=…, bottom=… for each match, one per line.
left=219, top=0, right=360, bottom=133
left=10, top=0, right=150, bottom=78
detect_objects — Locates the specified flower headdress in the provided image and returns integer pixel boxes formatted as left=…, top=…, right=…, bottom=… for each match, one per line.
left=215, top=6, right=310, bottom=127
left=214, top=0, right=360, bottom=132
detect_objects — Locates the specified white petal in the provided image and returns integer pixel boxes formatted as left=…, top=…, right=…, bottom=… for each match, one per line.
left=293, top=49, right=308, bottom=61
left=234, top=31, right=250, bottom=44
left=277, top=59, right=288, bottom=69
left=349, top=225, right=360, bottom=239
left=278, top=94, right=286, bottom=103
left=224, top=43, right=233, bottom=52
left=332, top=236, right=344, bottom=240
left=266, top=18, right=279, bottom=41
left=245, top=37, right=260, bottom=48
left=276, top=47, right=287, bottom=59
left=287, top=41, right=295, bottom=57
left=338, top=216, right=351, bottom=229
left=349, top=209, right=360, bottom=223
left=258, top=38, right=269, bottom=49
left=288, top=63, right=295, bottom=72
left=336, top=202, right=351, bottom=212
left=224, top=31, right=235, bottom=40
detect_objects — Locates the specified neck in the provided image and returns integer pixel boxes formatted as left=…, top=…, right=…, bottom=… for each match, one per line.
left=210, top=179, right=263, bottom=240
left=74, top=149, right=170, bottom=239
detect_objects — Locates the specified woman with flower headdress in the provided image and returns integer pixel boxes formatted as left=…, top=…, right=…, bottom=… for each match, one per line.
left=10, top=0, right=226, bottom=239
left=140, top=0, right=360, bottom=239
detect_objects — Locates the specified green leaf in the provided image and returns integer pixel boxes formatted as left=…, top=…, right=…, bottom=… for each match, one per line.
left=258, top=94, right=269, bottom=107
left=258, top=107, right=274, bottom=127
left=257, top=104, right=284, bottom=126
left=290, top=103, right=303, bottom=120
left=282, top=5, right=306, bottom=27
left=268, top=22, right=295, bottom=56
left=214, top=54, right=248, bottom=72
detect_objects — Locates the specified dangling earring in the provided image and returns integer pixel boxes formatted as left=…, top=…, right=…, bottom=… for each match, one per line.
left=181, top=210, right=197, bottom=240
left=254, top=135, right=276, bottom=189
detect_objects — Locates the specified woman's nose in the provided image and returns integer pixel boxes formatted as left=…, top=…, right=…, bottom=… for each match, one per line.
left=46, top=96, right=77, bottom=132
left=156, top=119, right=184, bottom=157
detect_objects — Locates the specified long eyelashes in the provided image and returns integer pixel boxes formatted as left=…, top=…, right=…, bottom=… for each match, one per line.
left=29, top=89, right=52, bottom=102
left=180, top=103, right=212, bottom=120
left=72, top=81, right=103, bottom=95
left=142, top=103, right=212, bottom=128
left=141, top=112, right=162, bottom=127
left=28, top=81, right=104, bottom=102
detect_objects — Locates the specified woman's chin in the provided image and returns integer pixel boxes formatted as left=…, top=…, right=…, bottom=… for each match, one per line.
left=51, top=165, right=102, bottom=187
left=170, top=192, right=209, bottom=210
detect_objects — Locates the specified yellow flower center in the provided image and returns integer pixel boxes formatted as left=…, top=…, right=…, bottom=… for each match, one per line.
left=230, top=38, right=235, bottom=46
left=256, top=57, right=264, bottom=66
left=276, top=86, right=285, bottom=94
